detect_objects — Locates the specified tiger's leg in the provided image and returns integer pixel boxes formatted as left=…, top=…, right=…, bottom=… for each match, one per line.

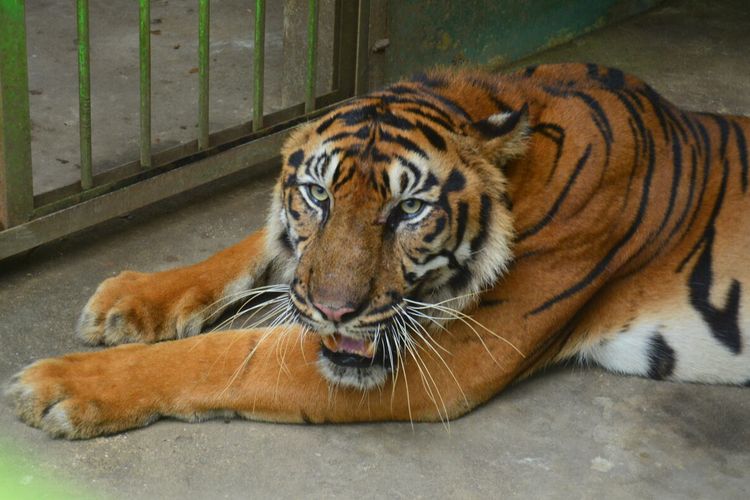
left=77, top=229, right=278, bottom=345
left=7, top=325, right=505, bottom=439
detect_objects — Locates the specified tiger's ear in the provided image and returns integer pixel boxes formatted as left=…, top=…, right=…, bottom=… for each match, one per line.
left=470, top=105, right=530, bottom=166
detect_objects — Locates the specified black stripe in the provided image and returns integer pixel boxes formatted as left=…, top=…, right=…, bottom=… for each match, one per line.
left=638, top=86, right=671, bottom=142
left=652, top=133, right=682, bottom=239
left=710, top=113, right=730, bottom=159
left=380, top=112, right=416, bottom=131
left=423, top=215, right=446, bottom=243
left=586, top=64, right=625, bottom=91
left=415, top=120, right=447, bottom=151
left=401, top=106, right=456, bottom=132
left=444, top=169, right=466, bottom=192
left=369, top=146, right=390, bottom=163
left=466, top=76, right=514, bottom=112
left=399, top=172, right=409, bottom=192
left=448, top=265, right=473, bottom=291
left=288, top=149, right=304, bottom=168
left=470, top=195, right=492, bottom=253
left=380, top=94, right=457, bottom=126
left=415, top=172, right=439, bottom=195
left=278, top=228, right=294, bottom=252
left=417, top=86, right=472, bottom=121
left=379, top=170, right=390, bottom=197
left=332, top=165, right=356, bottom=192
left=731, top=120, right=748, bottom=192
left=282, top=173, right=297, bottom=188
left=453, top=202, right=469, bottom=252
left=287, top=195, right=300, bottom=220
left=661, top=103, right=689, bottom=143
left=677, top=120, right=713, bottom=253
left=517, top=144, right=592, bottom=242
left=684, top=158, right=743, bottom=354
left=567, top=90, right=614, bottom=144
left=669, top=145, right=698, bottom=239
left=528, top=133, right=656, bottom=316
left=379, top=129, right=427, bottom=158
left=532, top=123, right=565, bottom=183
left=397, top=156, right=423, bottom=185
left=647, top=333, right=676, bottom=380
left=624, top=119, right=641, bottom=200
left=499, top=192, right=513, bottom=210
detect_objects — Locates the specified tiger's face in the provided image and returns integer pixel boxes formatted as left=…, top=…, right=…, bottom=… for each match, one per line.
left=267, top=86, right=530, bottom=389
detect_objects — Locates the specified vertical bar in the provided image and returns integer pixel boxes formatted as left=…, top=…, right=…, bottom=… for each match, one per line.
left=139, top=0, right=152, bottom=167
left=334, top=0, right=358, bottom=99
left=198, top=0, right=210, bottom=149
left=253, top=0, right=265, bottom=131
left=305, top=0, right=318, bottom=113
left=0, top=0, right=34, bottom=228
left=76, top=0, right=93, bottom=189
left=354, top=0, right=370, bottom=96
left=330, top=0, right=342, bottom=90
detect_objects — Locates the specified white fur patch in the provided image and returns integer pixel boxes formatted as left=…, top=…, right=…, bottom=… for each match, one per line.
left=581, top=307, right=750, bottom=384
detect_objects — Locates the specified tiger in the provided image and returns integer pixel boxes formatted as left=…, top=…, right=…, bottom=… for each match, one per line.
left=7, top=63, right=750, bottom=439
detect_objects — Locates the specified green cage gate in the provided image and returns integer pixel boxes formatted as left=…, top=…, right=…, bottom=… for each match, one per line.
left=0, top=0, right=370, bottom=260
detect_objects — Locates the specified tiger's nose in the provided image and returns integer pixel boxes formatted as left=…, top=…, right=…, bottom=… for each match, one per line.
left=313, top=302, right=356, bottom=322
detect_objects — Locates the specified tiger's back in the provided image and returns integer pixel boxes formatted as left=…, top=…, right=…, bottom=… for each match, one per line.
left=479, top=64, right=750, bottom=384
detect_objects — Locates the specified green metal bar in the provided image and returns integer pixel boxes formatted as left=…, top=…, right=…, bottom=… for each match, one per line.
left=139, top=0, right=152, bottom=167
left=198, top=0, right=210, bottom=149
left=253, top=0, right=266, bottom=131
left=76, top=0, right=93, bottom=189
left=32, top=89, right=345, bottom=218
left=1, top=128, right=293, bottom=260
left=0, top=0, right=34, bottom=228
left=305, top=0, right=318, bottom=113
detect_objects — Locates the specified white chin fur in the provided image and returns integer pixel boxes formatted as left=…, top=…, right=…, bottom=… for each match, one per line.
left=317, top=356, right=389, bottom=390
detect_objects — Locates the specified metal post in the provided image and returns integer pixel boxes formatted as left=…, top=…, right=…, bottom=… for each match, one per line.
left=139, top=0, right=152, bottom=167
left=0, top=0, right=34, bottom=228
left=354, top=0, right=370, bottom=96
left=76, top=0, right=93, bottom=189
left=253, top=0, right=266, bottom=131
left=305, top=0, right=319, bottom=113
left=198, top=0, right=210, bottom=149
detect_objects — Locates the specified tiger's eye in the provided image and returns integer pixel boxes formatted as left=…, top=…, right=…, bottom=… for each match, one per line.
left=400, top=199, right=423, bottom=214
left=310, top=185, right=329, bottom=202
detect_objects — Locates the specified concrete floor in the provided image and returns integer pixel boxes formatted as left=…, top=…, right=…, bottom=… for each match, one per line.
left=2, top=0, right=749, bottom=498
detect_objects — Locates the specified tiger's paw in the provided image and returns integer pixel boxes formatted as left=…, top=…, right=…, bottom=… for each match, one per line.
left=6, top=351, right=157, bottom=439
left=77, top=270, right=213, bottom=345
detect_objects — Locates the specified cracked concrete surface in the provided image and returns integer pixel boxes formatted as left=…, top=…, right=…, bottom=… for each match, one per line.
left=1, top=0, right=748, bottom=498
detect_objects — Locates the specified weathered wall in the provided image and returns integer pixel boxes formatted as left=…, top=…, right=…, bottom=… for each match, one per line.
left=380, top=0, right=662, bottom=82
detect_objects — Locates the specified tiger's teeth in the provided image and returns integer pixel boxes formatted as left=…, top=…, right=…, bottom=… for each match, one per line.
left=364, top=340, right=376, bottom=358
left=322, top=333, right=376, bottom=358
left=322, top=334, right=340, bottom=352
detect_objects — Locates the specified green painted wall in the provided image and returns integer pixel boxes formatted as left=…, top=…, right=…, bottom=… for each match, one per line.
left=384, top=0, right=661, bottom=80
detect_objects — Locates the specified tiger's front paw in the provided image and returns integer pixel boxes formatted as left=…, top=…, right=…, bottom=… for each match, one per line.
left=6, top=350, right=158, bottom=439
left=77, top=270, right=215, bottom=345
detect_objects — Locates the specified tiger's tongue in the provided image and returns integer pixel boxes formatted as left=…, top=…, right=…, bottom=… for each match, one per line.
left=322, top=333, right=375, bottom=358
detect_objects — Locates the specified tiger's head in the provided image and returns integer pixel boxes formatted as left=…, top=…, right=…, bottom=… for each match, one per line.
left=267, top=76, right=530, bottom=389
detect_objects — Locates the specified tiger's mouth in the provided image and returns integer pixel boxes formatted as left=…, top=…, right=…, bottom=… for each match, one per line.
left=320, top=333, right=389, bottom=369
